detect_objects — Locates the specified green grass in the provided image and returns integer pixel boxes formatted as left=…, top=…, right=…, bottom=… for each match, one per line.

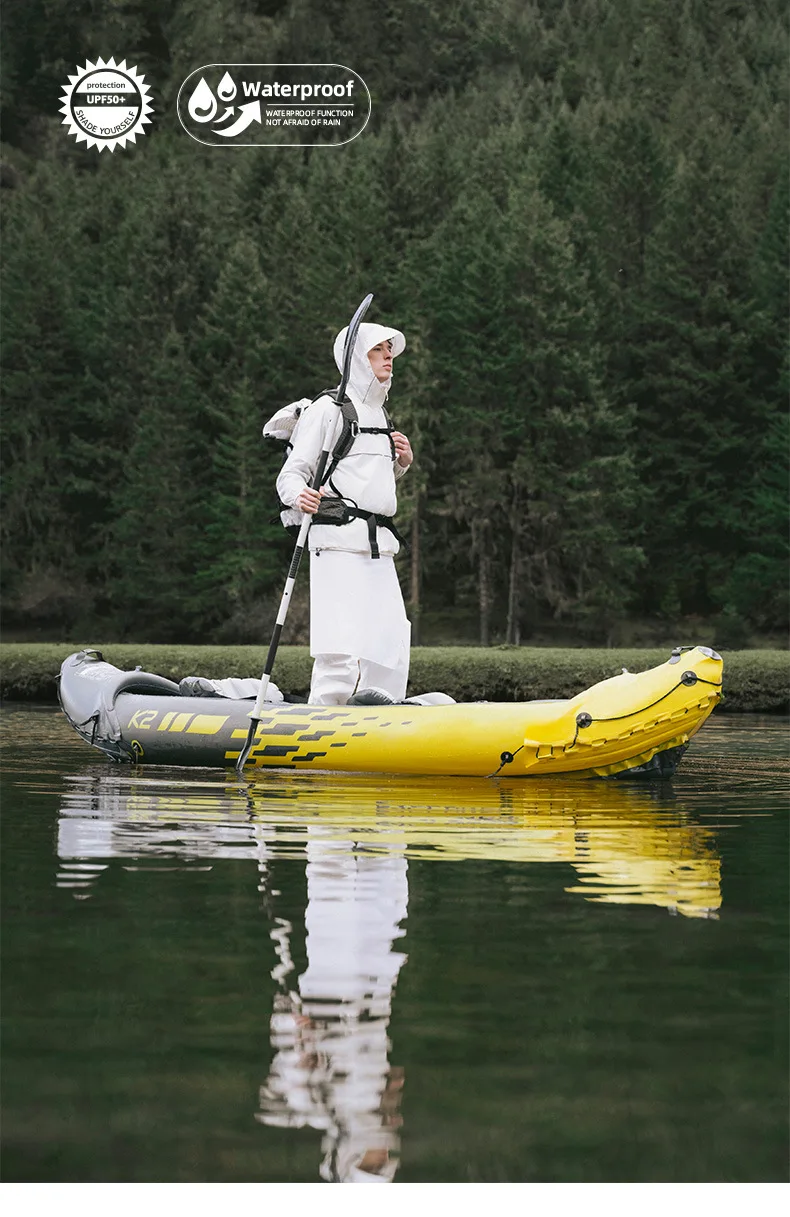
left=1, top=643, right=788, bottom=712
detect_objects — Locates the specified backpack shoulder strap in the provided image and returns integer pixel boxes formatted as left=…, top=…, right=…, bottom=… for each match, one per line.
left=382, top=406, right=396, bottom=459
left=322, top=391, right=359, bottom=484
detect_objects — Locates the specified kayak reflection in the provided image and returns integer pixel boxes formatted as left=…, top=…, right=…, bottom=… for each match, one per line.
left=55, top=769, right=722, bottom=918
left=54, top=772, right=722, bottom=1181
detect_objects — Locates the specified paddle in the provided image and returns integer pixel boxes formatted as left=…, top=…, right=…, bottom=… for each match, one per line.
left=235, top=292, right=374, bottom=773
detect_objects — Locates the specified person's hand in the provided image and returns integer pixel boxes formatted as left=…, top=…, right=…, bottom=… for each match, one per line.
left=392, top=431, right=413, bottom=468
left=295, top=487, right=324, bottom=513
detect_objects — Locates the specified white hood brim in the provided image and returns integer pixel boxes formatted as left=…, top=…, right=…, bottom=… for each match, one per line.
left=333, top=321, right=406, bottom=410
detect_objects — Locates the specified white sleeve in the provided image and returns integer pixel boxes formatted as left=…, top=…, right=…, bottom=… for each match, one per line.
left=394, top=458, right=409, bottom=482
left=275, top=396, right=336, bottom=507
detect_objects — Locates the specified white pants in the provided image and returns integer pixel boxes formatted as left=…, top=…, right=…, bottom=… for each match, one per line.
left=309, top=652, right=409, bottom=706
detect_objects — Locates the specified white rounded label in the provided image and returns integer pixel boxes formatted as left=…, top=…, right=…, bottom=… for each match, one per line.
left=177, top=64, right=370, bottom=147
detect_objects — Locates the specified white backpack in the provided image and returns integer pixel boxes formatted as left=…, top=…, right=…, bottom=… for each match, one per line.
left=261, top=397, right=313, bottom=446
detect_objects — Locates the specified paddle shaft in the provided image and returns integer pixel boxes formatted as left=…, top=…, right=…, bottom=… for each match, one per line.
left=247, top=409, right=343, bottom=722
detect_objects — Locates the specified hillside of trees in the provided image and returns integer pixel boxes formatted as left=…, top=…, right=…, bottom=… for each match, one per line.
left=1, top=0, right=787, bottom=646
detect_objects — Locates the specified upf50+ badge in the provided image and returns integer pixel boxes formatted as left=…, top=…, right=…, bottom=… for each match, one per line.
left=60, top=57, right=153, bottom=152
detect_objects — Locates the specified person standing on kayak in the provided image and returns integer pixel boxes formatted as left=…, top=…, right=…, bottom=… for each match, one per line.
left=276, top=322, right=413, bottom=705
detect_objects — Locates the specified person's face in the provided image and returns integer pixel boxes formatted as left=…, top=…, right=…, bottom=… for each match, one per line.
left=368, top=339, right=393, bottom=383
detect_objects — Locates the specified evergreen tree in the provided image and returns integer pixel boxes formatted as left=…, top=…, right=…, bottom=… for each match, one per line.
left=622, top=133, right=767, bottom=617
left=419, top=160, right=644, bottom=642
left=107, top=328, right=208, bottom=639
left=0, top=160, right=97, bottom=628
left=191, top=232, right=290, bottom=638
left=724, top=159, right=789, bottom=632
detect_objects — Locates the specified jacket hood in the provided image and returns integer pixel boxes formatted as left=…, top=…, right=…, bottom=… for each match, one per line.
left=333, top=321, right=405, bottom=411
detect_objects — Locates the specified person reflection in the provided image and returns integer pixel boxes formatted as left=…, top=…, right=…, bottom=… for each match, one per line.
left=256, top=828, right=408, bottom=1183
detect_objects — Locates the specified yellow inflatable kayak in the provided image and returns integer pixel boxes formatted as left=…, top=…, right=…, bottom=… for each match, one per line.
left=58, top=645, right=723, bottom=778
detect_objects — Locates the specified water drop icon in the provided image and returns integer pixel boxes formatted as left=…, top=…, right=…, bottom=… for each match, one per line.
left=188, top=77, right=217, bottom=123
left=217, top=72, right=237, bottom=102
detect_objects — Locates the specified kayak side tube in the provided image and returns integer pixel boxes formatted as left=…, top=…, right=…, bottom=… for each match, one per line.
left=57, top=647, right=723, bottom=778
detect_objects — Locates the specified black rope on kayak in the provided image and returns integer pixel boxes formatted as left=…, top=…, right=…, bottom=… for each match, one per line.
left=488, top=744, right=524, bottom=778
left=562, top=672, right=723, bottom=752
left=488, top=670, right=723, bottom=776
left=578, top=673, right=723, bottom=728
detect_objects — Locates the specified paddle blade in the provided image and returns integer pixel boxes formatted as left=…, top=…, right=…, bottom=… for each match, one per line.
left=235, top=718, right=259, bottom=772
left=337, top=292, right=374, bottom=399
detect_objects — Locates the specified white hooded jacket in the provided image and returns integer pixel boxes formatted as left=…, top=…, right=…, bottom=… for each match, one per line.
left=276, top=322, right=407, bottom=556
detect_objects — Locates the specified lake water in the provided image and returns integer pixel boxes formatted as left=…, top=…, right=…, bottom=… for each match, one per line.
left=1, top=706, right=787, bottom=1184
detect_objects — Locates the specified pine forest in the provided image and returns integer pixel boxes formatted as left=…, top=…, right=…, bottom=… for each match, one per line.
left=1, top=0, right=787, bottom=647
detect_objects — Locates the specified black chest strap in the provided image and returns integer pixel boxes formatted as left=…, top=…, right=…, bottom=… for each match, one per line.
left=357, top=420, right=397, bottom=461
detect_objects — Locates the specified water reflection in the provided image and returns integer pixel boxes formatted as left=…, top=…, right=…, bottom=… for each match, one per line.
left=53, top=771, right=726, bottom=1181
left=256, top=831, right=407, bottom=1182
left=55, top=772, right=723, bottom=919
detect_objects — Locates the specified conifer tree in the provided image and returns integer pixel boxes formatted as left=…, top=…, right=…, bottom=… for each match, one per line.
left=623, top=132, right=771, bottom=618
left=0, top=160, right=101, bottom=627
left=191, top=231, right=290, bottom=638
left=107, top=328, right=209, bottom=639
left=723, top=160, right=789, bottom=632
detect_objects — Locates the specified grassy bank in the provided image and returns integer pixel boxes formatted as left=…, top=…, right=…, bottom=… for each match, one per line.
left=1, top=643, right=788, bottom=713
